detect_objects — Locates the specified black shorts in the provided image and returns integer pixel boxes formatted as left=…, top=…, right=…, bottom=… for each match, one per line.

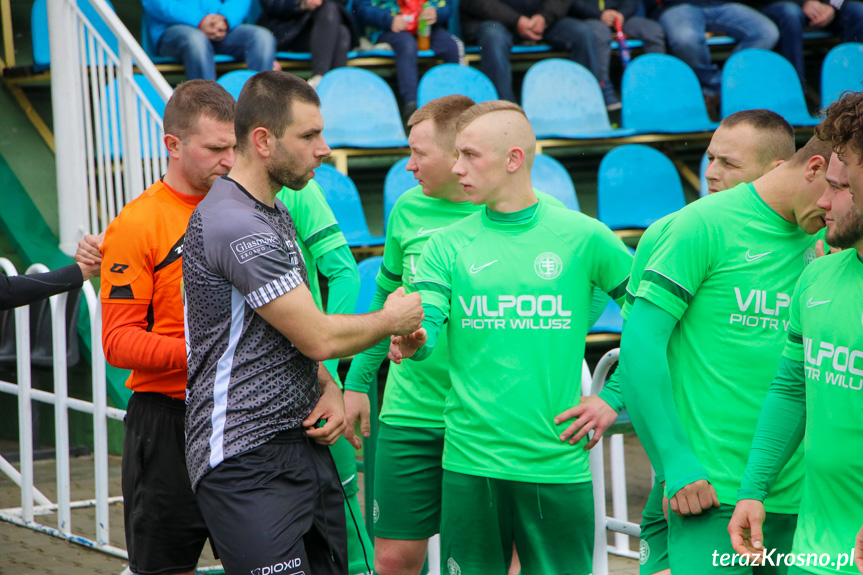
left=122, top=392, right=211, bottom=575
left=195, top=429, right=348, bottom=575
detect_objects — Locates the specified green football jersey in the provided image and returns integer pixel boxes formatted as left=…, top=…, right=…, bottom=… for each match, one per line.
left=783, top=249, right=863, bottom=574
left=414, top=198, right=631, bottom=483
left=623, top=213, right=677, bottom=321
left=636, top=182, right=817, bottom=512
left=377, top=186, right=483, bottom=427
left=276, top=180, right=348, bottom=310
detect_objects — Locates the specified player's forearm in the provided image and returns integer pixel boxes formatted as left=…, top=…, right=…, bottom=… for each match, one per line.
left=738, top=357, right=806, bottom=502
left=0, top=264, right=84, bottom=311
left=620, top=298, right=708, bottom=495
left=344, top=285, right=396, bottom=393
left=409, top=304, right=446, bottom=362
left=103, top=321, right=186, bottom=371
left=598, top=366, right=625, bottom=413
left=314, top=309, right=404, bottom=361
left=319, top=246, right=360, bottom=317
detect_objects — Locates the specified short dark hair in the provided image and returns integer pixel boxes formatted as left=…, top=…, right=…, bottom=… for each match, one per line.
left=787, top=135, right=834, bottom=167
left=234, top=71, right=321, bottom=152
left=163, top=80, right=235, bottom=139
left=815, top=91, right=863, bottom=164
left=720, top=109, right=796, bottom=165
left=408, top=95, right=475, bottom=152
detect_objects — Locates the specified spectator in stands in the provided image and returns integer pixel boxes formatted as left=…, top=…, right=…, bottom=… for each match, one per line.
left=459, top=0, right=604, bottom=106
left=746, top=0, right=863, bottom=87
left=570, top=0, right=666, bottom=110
left=258, top=0, right=354, bottom=88
left=647, top=0, right=779, bottom=111
left=142, top=0, right=278, bottom=81
left=354, top=0, right=461, bottom=121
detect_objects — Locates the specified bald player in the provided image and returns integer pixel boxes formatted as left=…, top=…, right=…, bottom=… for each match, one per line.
left=389, top=100, right=632, bottom=575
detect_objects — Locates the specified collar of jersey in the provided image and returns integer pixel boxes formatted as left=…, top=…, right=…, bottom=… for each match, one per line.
left=158, top=176, right=206, bottom=208
left=221, top=175, right=281, bottom=214
left=482, top=200, right=542, bottom=231
left=745, top=182, right=799, bottom=232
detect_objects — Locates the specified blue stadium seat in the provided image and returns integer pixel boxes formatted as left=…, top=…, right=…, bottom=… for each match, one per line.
left=821, top=42, right=863, bottom=108
left=721, top=49, right=819, bottom=126
left=700, top=152, right=710, bottom=198
left=383, top=157, right=417, bottom=231
left=597, top=144, right=686, bottom=231
left=32, top=0, right=117, bottom=72
left=418, top=64, right=498, bottom=107
left=588, top=299, right=624, bottom=335
left=522, top=59, right=636, bottom=139
left=317, top=68, right=409, bottom=148
left=314, top=163, right=385, bottom=247
left=217, top=70, right=257, bottom=100
left=622, top=54, right=718, bottom=134
left=531, top=154, right=580, bottom=211
left=355, top=256, right=384, bottom=313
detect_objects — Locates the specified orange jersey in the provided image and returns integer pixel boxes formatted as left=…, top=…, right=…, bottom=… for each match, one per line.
left=100, top=179, right=204, bottom=399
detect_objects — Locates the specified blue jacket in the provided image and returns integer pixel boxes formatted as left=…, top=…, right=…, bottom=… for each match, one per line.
left=143, top=0, right=252, bottom=50
left=354, top=0, right=451, bottom=43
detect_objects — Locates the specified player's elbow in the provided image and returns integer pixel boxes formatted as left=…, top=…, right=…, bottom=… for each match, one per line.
left=294, top=337, right=337, bottom=362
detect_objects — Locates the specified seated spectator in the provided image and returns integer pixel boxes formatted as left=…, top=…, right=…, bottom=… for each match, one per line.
left=571, top=0, right=666, bottom=110
left=460, top=0, right=606, bottom=107
left=258, top=0, right=354, bottom=88
left=649, top=0, right=779, bottom=107
left=746, top=0, right=863, bottom=87
left=142, top=0, right=278, bottom=81
left=354, top=0, right=461, bottom=120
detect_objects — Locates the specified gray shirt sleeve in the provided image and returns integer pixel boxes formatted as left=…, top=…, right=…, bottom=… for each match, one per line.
left=205, top=206, right=305, bottom=309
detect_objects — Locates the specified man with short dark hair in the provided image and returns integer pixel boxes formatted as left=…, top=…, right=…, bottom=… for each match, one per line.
left=99, top=79, right=237, bottom=575
left=182, top=71, right=423, bottom=574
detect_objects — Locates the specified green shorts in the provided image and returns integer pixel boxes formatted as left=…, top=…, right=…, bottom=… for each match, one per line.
left=373, top=422, right=445, bottom=540
left=640, top=479, right=670, bottom=575
left=668, top=503, right=797, bottom=574
left=440, top=470, right=594, bottom=575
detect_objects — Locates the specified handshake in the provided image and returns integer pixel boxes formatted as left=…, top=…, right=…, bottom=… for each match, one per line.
left=381, top=287, right=428, bottom=364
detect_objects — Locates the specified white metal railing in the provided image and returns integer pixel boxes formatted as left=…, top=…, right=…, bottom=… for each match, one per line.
left=48, top=0, right=172, bottom=255
left=587, top=348, right=644, bottom=575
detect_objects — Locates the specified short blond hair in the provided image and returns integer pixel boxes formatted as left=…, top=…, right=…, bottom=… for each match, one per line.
left=408, top=95, right=475, bottom=152
left=456, top=100, right=528, bottom=133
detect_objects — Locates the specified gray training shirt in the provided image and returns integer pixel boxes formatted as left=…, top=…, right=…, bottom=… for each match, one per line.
left=183, top=176, right=320, bottom=491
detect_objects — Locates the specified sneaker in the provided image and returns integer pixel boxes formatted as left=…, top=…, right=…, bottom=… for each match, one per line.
left=601, top=81, right=622, bottom=112
left=307, top=74, right=323, bottom=90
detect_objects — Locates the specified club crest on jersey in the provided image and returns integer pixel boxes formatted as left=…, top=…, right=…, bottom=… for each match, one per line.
left=804, top=248, right=816, bottom=267
left=446, top=558, right=461, bottom=575
left=534, top=252, right=563, bottom=280
left=639, top=539, right=650, bottom=565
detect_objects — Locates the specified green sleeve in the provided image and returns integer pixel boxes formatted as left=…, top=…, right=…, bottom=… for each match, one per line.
left=620, top=297, right=709, bottom=495
left=409, top=304, right=447, bottom=362
left=587, top=288, right=611, bottom=330
left=343, top=284, right=394, bottom=393
left=737, top=357, right=806, bottom=502
left=317, top=245, right=361, bottom=383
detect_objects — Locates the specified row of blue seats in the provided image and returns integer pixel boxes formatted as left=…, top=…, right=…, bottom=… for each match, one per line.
left=29, top=0, right=833, bottom=73
left=213, top=46, right=861, bottom=155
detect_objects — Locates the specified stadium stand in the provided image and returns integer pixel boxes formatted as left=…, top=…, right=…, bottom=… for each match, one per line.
left=721, top=48, right=820, bottom=126
left=521, top=59, right=637, bottom=148
left=312, top=163, right=386, bottom=250
left=216, top=69, right=256, bottom=99
left=31, top=0, right=117, bottom=72
left=383, top=157, right=414, bottom=231
left=621, top=53, right=718, bottom=134
left=531, top=153, right=580, bottom=211
left=417, top=63, right=498, bottom=107
left=354, top=255, right=384, bottom=315
left=316, top=67, right=409, bottom=173
left=597, top=144, right=686, bottom=236
left=821, top=42, right=863, bottom=108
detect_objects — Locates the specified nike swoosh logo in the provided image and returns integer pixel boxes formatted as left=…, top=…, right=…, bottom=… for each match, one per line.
left=469, top=260, right=499, bottom=274
left=745, top=250, right=772, bottom=262
left=806, top=296, right=832, bottom=308
left=417, top=226, right=443, bottom=237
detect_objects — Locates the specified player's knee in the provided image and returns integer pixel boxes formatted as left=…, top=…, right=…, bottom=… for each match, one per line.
left=374, top=541, right=427, bottom=575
